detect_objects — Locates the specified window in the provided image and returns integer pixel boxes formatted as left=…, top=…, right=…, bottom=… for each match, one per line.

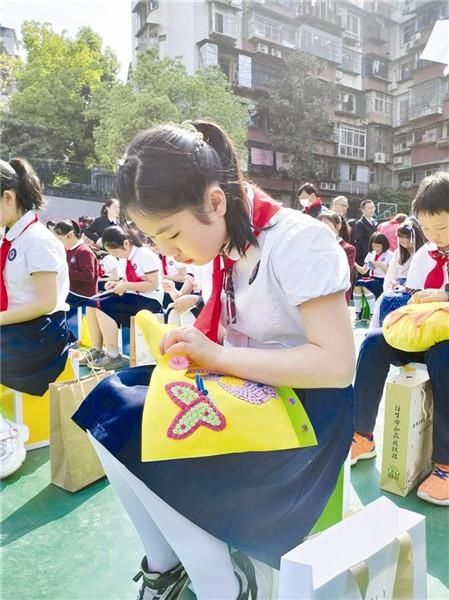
left=337, top=92, right=356, bottom=113
left=346, top=12, right=360, bottom=37
left=363, top=57, right=388, bottom=80
left=393, top=135, right=411, bottom=152
left=400, top=62, right=412, bottom=81
left=416, top=2, right=449, bottom=31
left=338, top=124, right=366, bottom=160
left=249, top=13, right=296, bottom=46
left=300, top=25, right=342, bottom=63
left=410, top=79, right=445, bottom=119
left=213, top=8, right=237, bottom=38
left=342, top=48, right=362, bottom=74
left=402, top=19, right=415, bottom=44
left=374, top=92, right=392, bottom=115
left=149, top=0, right=159, bottom=11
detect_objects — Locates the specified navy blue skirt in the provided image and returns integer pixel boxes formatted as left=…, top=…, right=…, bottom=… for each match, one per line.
left=73, top=368, right=353, bottom=568
left=354, top=276, right=384, bottom=298
left=0, top=311, right=75, bottom=395
left=96, top=294, right=163, bottom=328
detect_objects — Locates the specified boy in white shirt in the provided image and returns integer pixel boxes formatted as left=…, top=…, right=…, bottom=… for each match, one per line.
left=352, top=172, right=449, bottom=506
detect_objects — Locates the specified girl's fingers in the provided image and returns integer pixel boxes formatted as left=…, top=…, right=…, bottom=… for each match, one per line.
left=159, top=327, right=190, bottom=354
left=164, top=341, right=189, bottom=356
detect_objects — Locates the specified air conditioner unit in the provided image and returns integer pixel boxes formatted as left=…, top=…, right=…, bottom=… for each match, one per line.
left=374, top=152, right=386, bottom=164
left=412, top=32, right=422, bottom=45
left=329, top=183, right=337, bottom=191
left=257, top=43, right=269, bottom=54
left=405, top=41, right=413, bottom=51
left=401, top=181, right=412, bottom=189
left=271, top=48, right=282, bottom=58
left=320, top=182, right=329, bottom=190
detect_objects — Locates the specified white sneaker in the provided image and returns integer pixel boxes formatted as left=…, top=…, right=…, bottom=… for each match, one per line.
left=0, top=417, right=30, bottom=479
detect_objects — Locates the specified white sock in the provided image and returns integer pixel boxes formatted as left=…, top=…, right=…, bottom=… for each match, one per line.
left=107, top=350, right=119, bottom=358
left=89, top=434, right=239, bottom=600
left=353, top=293, right=362, bottom=313
left=365, top=292, right=376, bottom=314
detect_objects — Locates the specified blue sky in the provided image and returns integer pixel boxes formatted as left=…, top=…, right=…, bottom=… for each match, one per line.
left=2, top=0, right=132, bottom=80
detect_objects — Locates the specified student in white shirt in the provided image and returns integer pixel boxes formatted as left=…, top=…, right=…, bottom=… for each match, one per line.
left=86, top=225, right=163, bottom=370
left=72, top=121, right=354, bottom=599
left=370, top=219, right=425, bottom=328
left=354, top=232, right=393, bottom=321
left=0, top=159, right=74, bottom=479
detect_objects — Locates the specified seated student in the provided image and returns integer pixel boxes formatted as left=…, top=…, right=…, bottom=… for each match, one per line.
left=88, top=225, right=164, bottom=370
left=370, top=219, right=425, bottom=329
left=72, top=121, right=354, bottom=599
left=0, top=159, right=74, bottom=479
left=353, top=232, right=393, bottom=321
left=318, top=211, right=355, bottom=304
left=352, top=171, right=449, bottom=506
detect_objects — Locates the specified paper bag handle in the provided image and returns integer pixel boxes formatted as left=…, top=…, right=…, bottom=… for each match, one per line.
left=348, top=532, right=414, bottom=600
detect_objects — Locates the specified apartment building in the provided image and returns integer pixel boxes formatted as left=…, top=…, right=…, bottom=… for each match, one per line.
left=131, top=0, right=449, bottom=206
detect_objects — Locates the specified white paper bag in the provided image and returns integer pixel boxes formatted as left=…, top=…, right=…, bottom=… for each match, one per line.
left=381, top=366, right=433, bottom=496
left=279, top=497, right=426, bottom=600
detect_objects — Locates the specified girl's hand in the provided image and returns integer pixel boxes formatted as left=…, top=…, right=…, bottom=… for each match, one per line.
left=105, top=280, right=116, bottom=290
left=110, top=280, right=128, bottom=296
left=162, top=278, right=176, bottom=294
left=170, top=295, right=198, bottom=315
left=409, top=289, right=448, bottom=304
left=159, top=326, right=223, bottom=371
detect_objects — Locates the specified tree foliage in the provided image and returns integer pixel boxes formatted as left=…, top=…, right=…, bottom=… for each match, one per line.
left=368, top=187, right=414, bottom=216
left=1, top=22, right=119, bottom=165
left=91, top=50, right=249, bottom=170
left=258, top=51, right=336, bottom=204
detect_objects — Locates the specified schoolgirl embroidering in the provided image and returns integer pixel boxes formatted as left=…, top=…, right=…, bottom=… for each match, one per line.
left=86, top=225, right=164, bottom=370
left=0, top=159, right=74, bottom=479
left=73, top=121, right=355, bottom=600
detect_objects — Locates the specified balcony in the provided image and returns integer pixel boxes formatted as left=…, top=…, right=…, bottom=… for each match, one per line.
left=299, top=24, right=343, bottom=64
left=295, top=0, right=341, bottom=32
left=247, top=11, right=297, bottom=48
left=364, top=21, right=388, bottom=45
left=341, top=48, right=362, bottom=75
left=247, top=0, right=295, bottom=18
left=411, top=144, right=449, bottom=167
left=409, top=79, right=445, bottom=120
left=337, top=180, right=369, bottom=195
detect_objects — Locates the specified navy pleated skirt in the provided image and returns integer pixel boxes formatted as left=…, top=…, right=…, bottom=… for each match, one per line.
left=354, top=276, right=384, bottom=298
left=73, top=367, right=353, bottom=568
left=379, top=290, right=411, bottom=326
left=96, top=294, right=163, bottom=327
left=0, top=311, right=75, bottom=395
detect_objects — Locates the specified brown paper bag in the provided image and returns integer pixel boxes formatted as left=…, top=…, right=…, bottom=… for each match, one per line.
left=49, top=371, right=113, bottom=492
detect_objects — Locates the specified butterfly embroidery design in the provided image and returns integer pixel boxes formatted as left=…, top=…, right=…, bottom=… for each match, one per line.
left=186, top=369, right=277, bottom=405
left=166, top=381, right=226, bottom=440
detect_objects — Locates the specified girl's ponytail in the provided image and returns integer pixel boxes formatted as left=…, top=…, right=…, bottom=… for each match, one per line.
left=192, top=121, right=257, bottom=255
left=8, top=158, right=44, bottom=212
left=53, top=219, right=82, bottom=238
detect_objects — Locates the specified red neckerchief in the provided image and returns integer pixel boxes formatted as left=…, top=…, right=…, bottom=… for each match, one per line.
left=0, top=214, right=38, bottom=311
left=194, top=189, right=281, bottom=343
left=125, top=249, right=144, bottom=284
left=370, top=253, right=381, bottom=277
left=161, top=255, right=168, bottom=276
left=425, top=249, right=449, bottom=289
left=303, top=198, right=322, bottom=214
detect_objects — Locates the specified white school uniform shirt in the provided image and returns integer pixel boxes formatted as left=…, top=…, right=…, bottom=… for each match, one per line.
left=164, top=256, right=187, bottom=279
left=122, top=245, right=164, bottom=304
left=406, top=242, right=449, bottom=290
left=3, top=210, right=69, bottom=312
left=222, top=206, right=350, bottom=349
left=188, top=262, right=213, bottom=302
left=383, top=249, right=412, bottom=291
left=101, top=254, right=119, bottom=278
left=363, top=250, right=393, bottom=278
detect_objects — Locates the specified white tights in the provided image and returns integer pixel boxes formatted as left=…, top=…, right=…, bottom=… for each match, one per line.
left=88, top=433, right=239, bottom=600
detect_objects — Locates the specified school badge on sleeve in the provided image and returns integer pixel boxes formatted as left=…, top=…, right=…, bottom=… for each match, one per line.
left=136, top=311, right=317, bottom=461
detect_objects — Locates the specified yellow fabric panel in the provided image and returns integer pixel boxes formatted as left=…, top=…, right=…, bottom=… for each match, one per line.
left=383, top=302, right=449, bottom=352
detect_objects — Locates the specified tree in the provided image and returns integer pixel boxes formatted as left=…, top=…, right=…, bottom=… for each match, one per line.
left=368, top=187, right=414, bottom=217
left=257, top=51, right=337, bottom=206
left=1, top=22, right=119, bottom=166
left=90, top=50, right=248, bottom=170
